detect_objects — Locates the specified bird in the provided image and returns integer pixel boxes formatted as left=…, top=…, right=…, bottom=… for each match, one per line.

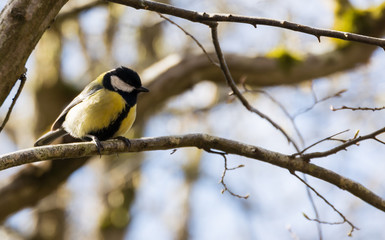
left=34, top=66, right=149, bottom=153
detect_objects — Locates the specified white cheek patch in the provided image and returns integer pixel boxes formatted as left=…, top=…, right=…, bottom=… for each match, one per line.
left=111, top=76, right=135, bottom=93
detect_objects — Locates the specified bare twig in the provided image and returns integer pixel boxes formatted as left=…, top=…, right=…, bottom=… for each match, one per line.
left=331, top=105, right=385, bottom=111
left=233, top=78, right=348, bottom=221
left=210, top=25, right=300, bottom=151
left=293, top=89, right=346, bottom=118
left=374, top=137, right=385, bottom=145
left=294, top=129, right=350, bottom=156
left=302, top=126, right=385, bottom=159
left=241, top=83, right=305, bottom=146
left=204, top=148, right=249, bottom=199
left=109, top=0, right=385, bottom=49
left=293, top=173, right=359, bottom=237
left=0, top=71, right=27, bottom=133
left=241, top=82, right=346, bottom=149
left=303, top=213, right=347, bottom=225
left=158, top=13, right=219, bottom=67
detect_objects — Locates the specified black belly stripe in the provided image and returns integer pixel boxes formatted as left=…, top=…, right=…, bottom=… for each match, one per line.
left=88, top=105, right=130, bottom=140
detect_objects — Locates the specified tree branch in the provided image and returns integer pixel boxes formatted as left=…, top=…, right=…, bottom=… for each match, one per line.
left=2, top=0, right=385, bottom=227
left=302, top=127, right=385, bottom=159
left=158, top=13, right=219, bottom=67
left=0, top=71, right=26, bottom=133
left=1, top=133, right=385, bottom=212
left=0, top=0, right=69, bottom=107
left=109, top=0, right=385, bottom=48
left=331, top=105, right=385, bottom=111
left=293, top=173, right=358, bottom=236
left=210, top=24, right=300, bottom=151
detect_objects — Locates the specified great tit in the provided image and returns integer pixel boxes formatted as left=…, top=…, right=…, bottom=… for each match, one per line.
left=34, top=66, right=149, bottom=152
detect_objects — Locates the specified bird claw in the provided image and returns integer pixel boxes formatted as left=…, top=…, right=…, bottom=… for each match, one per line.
left=84, top=135, right=103, bottom=157
left=114, top=136, right=131, bottom=148
left=84, top=135, right=130, bottom=157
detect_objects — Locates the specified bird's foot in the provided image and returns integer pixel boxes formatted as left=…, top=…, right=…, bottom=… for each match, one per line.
left=114, top=136, right=131, bottom=148
left=84, top=135, right=103, bottom=157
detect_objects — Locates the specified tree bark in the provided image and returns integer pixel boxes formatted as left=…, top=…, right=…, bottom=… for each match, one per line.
left=1, top=134, right=384, bottom=214
left=0, top=0, right=68, bottom=106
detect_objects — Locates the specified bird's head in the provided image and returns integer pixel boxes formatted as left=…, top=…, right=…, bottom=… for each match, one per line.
left=103, top=66, right=149, bottom=94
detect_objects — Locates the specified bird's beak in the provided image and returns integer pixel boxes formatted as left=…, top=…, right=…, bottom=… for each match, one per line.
left=136, top=86, right=149, bottom=93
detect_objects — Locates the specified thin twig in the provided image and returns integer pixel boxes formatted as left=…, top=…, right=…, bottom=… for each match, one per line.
left=302, top=126, right=385, bottom=159
left=241, top=84, right=305, bottom=146
left=204, top=148, right=249, bottom=199
left=293, top=173, right=359, bottom=237
left=294, top=129, right=350, bottom=156
left=303, top=213, right=348, bottom=225
left=210, top=25, right=300, bottom=151
left=109, top=0, right=385, bottom=49
left=0, top=71, right=27, bottom=133
left=158, top=13, right=220, bottom=67
left=293, top=89, right=346, bottom=118
left=374, top=137, right=385, bottom=145
left=331, top=105, right=385, bottom=111
left=241, top=82, right=346, bottom=149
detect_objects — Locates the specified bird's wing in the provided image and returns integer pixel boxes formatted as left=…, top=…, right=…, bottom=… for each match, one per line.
left=34, top=128, right=68, bottom=146
left=51, top=82, right=103, bottom=130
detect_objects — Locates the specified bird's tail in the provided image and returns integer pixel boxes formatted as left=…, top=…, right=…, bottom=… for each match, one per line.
left=34, top=128, right=68, bottom=146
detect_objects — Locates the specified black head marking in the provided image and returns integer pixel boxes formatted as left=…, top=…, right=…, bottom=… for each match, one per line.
left=103, top=66, right=142, bottom=90
left=102, top=66, right=145, bottom=106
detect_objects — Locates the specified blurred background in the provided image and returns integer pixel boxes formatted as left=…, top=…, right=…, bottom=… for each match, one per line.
left=1, top=0, right=385, bottom=239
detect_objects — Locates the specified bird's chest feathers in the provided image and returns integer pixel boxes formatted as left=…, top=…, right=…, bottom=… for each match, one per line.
left=63, top=90, right=136, bottom=138
left=117, top=104, right=136, bottom=136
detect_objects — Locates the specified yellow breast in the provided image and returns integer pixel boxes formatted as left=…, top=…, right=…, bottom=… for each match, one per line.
left=63, top=89, right=130, bottom=138
left=115, top=105, right=136, bottom=137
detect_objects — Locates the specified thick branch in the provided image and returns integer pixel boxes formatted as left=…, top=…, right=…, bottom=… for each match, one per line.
left=1, top=134, right=384, bottom=213
left=109, top=0, right=385, bottom=48
left=0, top=0, right=68, bottom=106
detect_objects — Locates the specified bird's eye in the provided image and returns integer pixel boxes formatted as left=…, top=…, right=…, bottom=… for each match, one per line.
left=111, top=76, right=135, bottom=93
